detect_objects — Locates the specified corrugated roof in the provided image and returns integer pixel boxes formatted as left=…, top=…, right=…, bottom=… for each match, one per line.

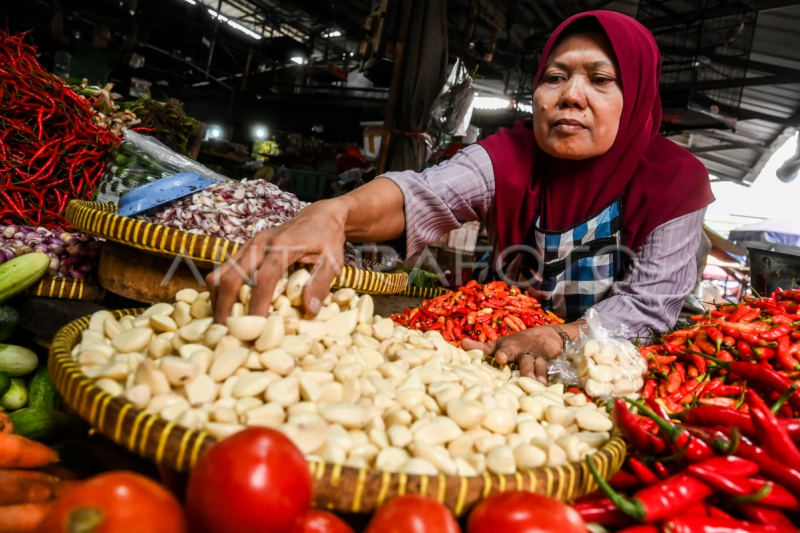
left=608, top=0, right=800, bottom=184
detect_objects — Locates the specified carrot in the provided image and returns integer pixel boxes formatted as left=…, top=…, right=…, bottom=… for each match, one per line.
left=0, top=471, right=58, bottom=505
left=0, top=412, right=12, bottom=434
left=0, top=502, right=53, bottom=532
left=0, top=432, right=58, bottom=468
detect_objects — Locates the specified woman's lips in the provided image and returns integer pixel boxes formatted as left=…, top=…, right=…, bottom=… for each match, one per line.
left=553, top=119, right=587, bottom=132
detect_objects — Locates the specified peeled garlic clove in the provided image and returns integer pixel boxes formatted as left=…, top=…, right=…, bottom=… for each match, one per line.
left=125, top=383, right=151, bottom=410
left=160, top=357, right=200, bottom=386
left=178, top=318, right=213, bottom=343
left=183, top=374, right=216, bottom=406
left=486, top=445, right=516, bottom=475
left=233, top=372, right=272, bottom=398
left=227, top=316, right=268, bottom=342
left=209, top=348, right=249, bottom=382
left=575, top=409, right=613, bottom=432
left=112, top=328, right=152, bottom=354
left=285, top=269, right=311, bottom=306
left=414, top=416, right=463, bottom=446
left=446, top=398, right=487, bottom=430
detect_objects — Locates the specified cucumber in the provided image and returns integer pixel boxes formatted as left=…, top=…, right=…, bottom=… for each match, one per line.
left=0, top=378, right=28, bottom=410
left=9, top=408, right=69, bottom=442
left=0, top=253, right=50, bottom=304
left=28, top=366, right=58, bottom=410
left=0, top=305, right=18, bottom=342
left=0, top=344, right=38, bottom=377
left=0, top=371, right=10, bottom=397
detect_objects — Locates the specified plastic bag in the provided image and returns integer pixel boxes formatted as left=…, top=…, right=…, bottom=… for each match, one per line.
left=428, top=59, right=474, bottom=140
left=548, top=309, right=647, bottom=400
left=96, top=130, right=228, bottom=204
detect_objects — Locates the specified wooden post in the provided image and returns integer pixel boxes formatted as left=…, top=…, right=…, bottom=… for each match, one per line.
left=376, top=0, right=415, bottom=175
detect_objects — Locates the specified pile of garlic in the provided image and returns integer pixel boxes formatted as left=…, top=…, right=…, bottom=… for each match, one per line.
left=72, top=269, right=615, bottom=477
left=575, top=339, right=647, bottom=398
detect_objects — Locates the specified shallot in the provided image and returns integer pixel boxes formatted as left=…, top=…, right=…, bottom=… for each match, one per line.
left=0, top=226, right=100, bottom=278
left=138, top=179, right=308, bottom=243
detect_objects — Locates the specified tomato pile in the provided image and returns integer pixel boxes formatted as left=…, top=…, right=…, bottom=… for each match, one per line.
left=391, top=280, right=563, bottom=345
left=573, top=289, right=800, bottom=530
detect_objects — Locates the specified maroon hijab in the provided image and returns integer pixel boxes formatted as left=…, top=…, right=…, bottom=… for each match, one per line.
left=478, top=11, right=714, bottom=254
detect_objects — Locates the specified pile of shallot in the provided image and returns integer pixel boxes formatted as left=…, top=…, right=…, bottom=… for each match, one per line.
left=138, top=179, right=308, bottom=243
left=0, top=225, right=102, bottom=279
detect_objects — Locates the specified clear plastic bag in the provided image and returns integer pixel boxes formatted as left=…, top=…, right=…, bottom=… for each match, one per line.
left=548, top=309, right=647, bottom=400
left=428, top=59, right=474, bottom=140
left=96, top=130, right=228, bottom=204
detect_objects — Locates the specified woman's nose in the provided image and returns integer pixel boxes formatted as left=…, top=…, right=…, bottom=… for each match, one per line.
left=558, top=76, right=588, bottom=109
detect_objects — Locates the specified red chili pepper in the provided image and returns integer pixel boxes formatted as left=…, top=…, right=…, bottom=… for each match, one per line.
left=705, top=428, right=800, bottom=499
left=746, top=389, right=800, bottom=466
left=738, top=340, right=758, bottom=361
left=587, top=459, right=713, bottom=523
left=776, top=336, right=800, bottom=371
left=643, top=379, right=656, bottom=402
left=741, top=309, right=763, bottom=322
left=730, top=305, right=754, bottom=323
left=663, top=516, right=783, bottom=533
left=626, top=398, right=714, bottom=463
left=706, top=327, right=724, bottom=352
left=689, top=350, right=800, bottom=412
left=743, top=478, right=800, bottom=512
left=628, top=457, right=660, bottom=486
left=666, top=378, right=703, bottom=404
left=612, top=399, right=666, bottom=455
left=739, top=504, right=798, bottom=531
left=574, top=498, right=634, bottom=527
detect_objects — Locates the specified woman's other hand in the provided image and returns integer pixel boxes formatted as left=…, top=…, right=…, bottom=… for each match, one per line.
left=462, top=326, right=565, bottom=383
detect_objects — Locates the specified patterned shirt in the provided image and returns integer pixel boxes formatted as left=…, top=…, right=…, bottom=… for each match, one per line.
left=383, top=144, right=705, bottom=337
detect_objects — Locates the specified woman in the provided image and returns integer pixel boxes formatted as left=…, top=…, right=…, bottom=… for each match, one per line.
left=208, top=11, right=714, bottom=382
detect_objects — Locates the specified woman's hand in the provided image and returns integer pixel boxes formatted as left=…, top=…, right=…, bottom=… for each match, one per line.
left=462, top=326, right=565, bottom=382
left=208, top=199, right=348, bottom=323
left=207, top=178, right=406, bottom=324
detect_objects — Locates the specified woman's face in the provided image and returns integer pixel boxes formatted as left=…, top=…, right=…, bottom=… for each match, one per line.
left=533, top=32, right=623, bottom=160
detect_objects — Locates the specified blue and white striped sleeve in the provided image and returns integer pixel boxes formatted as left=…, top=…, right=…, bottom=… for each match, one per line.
left=589, top=208, right=706, bottom=337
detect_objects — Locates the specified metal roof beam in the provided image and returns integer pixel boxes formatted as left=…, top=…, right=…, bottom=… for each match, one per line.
left=690, top=141, right=766, bottom=153
left=660, top=74, right=799, bottom=92
left=692, top=129, right=767, bottom=145
left=640, top=0, right=800, bottom=30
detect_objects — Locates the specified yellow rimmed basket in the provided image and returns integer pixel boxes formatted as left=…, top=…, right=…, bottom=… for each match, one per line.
left=27, top=277, right=105, bottom=301
left=65, top=200, right=408, bottom=295
left=50, top=309, right=626, bottom=515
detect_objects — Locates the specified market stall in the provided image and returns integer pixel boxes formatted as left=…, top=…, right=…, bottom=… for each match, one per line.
left=1, top=15, right=800, bottom=533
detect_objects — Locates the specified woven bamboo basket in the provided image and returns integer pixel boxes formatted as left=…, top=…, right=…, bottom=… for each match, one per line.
left=27, top=277, right=104, bottom=301
left=65, top=200, right=408, bottom=295
left=50, top=309, right=626, bottom=515
left=399, top=286, right=450, bottom=299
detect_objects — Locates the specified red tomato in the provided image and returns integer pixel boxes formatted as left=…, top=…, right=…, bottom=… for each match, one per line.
left=37, top=471, right=187, bottom=533
left=467, top=492, right=586, bottom=533
left=185, top=427, right=312, bottom=533
left=364, top=495, right=460, bottom=533
left=293, top=509, right=354, bottom=533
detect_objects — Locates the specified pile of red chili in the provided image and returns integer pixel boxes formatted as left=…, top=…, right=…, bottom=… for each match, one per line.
left=0, top=30, right=120, bottom=227
left=577, top=391, right=800, bottom=532
left=390, top=280, right=563, bottom=345
left=573, top=289, right=800, bottom=531
left=636, top=288, right=800, bottom=415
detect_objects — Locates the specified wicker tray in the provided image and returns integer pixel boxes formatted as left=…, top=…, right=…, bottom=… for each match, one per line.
left=27, top=277, right=104, bottom=301
left=65, top=200, right=408, bottom=295
left=50, top=309, right=626, bottom=515
left=399, top=286, right=450, bottom=299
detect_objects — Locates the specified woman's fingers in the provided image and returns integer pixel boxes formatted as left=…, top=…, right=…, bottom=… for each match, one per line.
left=461, top=338, right=494, bottom=355
left=518, top=353, right=535, bottom=378
left=534, top=357, right=548, bottom=383
left=248, top=251, right=294, bottom=316
left=303, top=248, right=344, bottom=316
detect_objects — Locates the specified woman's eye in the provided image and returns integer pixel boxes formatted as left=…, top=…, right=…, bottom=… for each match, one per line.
left=593, top=76, right=615, bottom=85
left=544, top=74, right=566, bottom=83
